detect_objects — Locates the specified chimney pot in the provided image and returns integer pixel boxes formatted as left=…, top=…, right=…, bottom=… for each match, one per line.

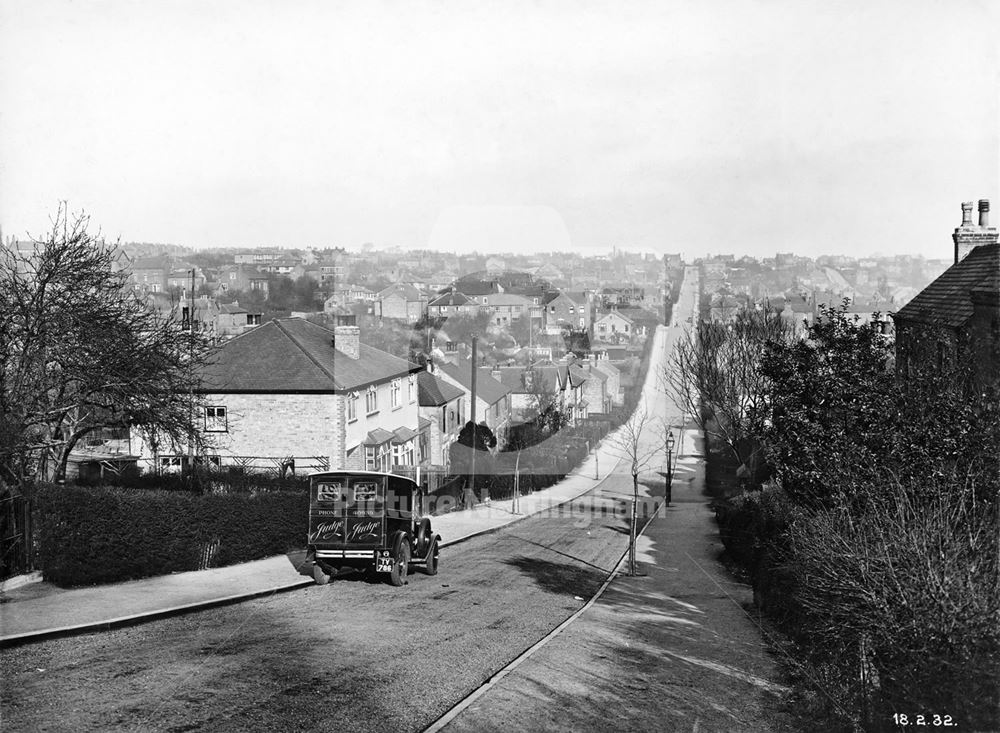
left=979, top=199, right=990, bottom=227
left=961, top=201, right=974, bottom=227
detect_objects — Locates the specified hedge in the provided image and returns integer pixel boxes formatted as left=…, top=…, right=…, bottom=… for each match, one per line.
left=35, top=484, right=308, bottom=587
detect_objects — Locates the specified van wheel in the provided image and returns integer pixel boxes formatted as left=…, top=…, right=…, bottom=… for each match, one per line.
left=389, top=540, right=411, bottom=587
left=313, top=564, right=331, bottom=585
left=415, top=518, right=432, bottom=556
left=424, top=536, right=439, bottom=576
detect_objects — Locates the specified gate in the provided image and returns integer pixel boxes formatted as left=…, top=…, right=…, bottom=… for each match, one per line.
left=1, top=492, right=35, bottom=582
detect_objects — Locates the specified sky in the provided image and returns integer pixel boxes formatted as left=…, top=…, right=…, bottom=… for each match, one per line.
left=1, top=0, right=998, bottom=259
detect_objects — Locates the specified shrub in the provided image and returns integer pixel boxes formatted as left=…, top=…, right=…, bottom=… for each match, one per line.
left=782, top=480, right=999, bottom=730
left=35, top=484, right=308, bottom=586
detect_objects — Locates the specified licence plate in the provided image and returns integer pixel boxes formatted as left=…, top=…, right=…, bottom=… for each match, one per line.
left=376, top=552, right=393, bottom=573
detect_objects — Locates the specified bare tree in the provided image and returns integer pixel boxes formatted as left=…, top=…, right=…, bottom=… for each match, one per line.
left=0, top=206, right=212, bottom=485
left=662, top=307, right=791, bottom=487
left=607, top=402, right=661, bottom=575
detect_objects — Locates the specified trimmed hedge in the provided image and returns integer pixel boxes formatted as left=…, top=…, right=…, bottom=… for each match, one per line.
left=35, top=484, right=308, bottom=587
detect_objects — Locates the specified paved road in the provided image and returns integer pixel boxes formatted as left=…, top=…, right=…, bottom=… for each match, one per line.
left=0, top=477, right=661, bottom=732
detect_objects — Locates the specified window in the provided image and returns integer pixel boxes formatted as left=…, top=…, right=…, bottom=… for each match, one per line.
left=550, top=305, right=555, bottom=313
left=160, top=456, right=183, bottom=472
left=364, top=444, right=390, bottom=471
left=347, top=392, right=359, bottom=422
left=205, top=406, right=227, bottom=432
left=366, top=384, right=378, bottom=414
left=569, top=306, right=574, bottom=314
left=247, top=313, right=262, bottom=326
left=391, top=379, right=401, bottom=409
left=408, top=376, right=415, bottom=403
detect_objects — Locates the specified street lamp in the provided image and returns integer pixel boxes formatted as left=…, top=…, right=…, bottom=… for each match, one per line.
left=664, top=431, right=675, bottom=508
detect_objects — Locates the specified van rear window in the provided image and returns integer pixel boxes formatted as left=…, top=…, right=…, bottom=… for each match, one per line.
left=352, top=482, right=378, bottom=502
left=316, top=482, right=344, bottom=502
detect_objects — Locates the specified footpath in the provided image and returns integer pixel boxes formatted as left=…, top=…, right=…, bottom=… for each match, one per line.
left=436, top=430, right=796, bottom=733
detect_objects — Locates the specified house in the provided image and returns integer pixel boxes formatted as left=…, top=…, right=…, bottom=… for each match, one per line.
left=592, top=356, right=623, bottom=408
left=166, top=267, right=207, bottom=293
left=427, top=291, right=481, bottom=318
left=377, top=282, right=427, bottom=323
left=893, top=236, right=998, bottom=388
left=480, top=293, right=536, bottom=325
left=436, top=358, right=514, bottom=448
left=221, top=264, right=271, bottom=295
left=594, top=310, right=634, bottom=342
left=543, top=290, right=591, bottom=332
left=128, top=256, right=170, bottom=293
left=416, top=369, right=465, bottom=468
left=494, top=363, right=588, bottom=426
left=132, top=320, right=423, bottom=474
left=215, top=302, right=263, bottom=337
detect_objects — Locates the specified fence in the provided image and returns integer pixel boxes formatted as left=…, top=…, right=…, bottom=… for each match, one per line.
left=1, top=491, right=35, bottom=582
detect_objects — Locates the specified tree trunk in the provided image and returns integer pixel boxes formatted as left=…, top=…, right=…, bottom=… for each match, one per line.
left=54, top=426, right=100, bottom=484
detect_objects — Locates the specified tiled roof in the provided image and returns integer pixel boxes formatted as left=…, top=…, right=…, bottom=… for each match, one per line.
left=378, top=282, right=423, bottom=301
left=437, top=360, right=512, bottom=405
left=493, top=365, right=566, bottom=394
left=197, top=318, right=419, bottom=393
left=894, top=244, right=998, bottom=328
left=429, top=291, right=476, bottom=307
left=417, top=371, right=465, bottom=406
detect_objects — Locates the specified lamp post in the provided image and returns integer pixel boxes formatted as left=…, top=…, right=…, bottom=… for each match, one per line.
left=665, top=431, right=675, bottom=508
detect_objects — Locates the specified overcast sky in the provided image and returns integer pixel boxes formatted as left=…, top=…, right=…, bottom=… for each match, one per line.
left=1, top=0, right=997, bottom=259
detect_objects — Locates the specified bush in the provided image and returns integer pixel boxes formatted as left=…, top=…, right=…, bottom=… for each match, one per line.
left=783, top=482, right=999, bottom=731
left=35, top=484, right=308, bottom=586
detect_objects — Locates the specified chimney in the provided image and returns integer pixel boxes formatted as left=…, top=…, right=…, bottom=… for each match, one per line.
left=333, top=325, right=360, bottom=360
left=953, top=198, right=998, bottom=264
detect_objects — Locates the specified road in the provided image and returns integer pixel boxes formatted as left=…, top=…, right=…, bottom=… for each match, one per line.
left=1, top=481, right=659, bottom=732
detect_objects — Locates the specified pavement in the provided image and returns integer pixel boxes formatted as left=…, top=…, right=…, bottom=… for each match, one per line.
left=0, top=367, right=650, bottom=649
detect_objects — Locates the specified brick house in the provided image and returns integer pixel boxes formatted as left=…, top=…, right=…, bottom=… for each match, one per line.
left=543, top=290, right=591, bottom=332
left=594, top=310, right=634, bottom=342
left=495, top=363, right=588, bottom=426
left=893, top=242, right=999, bottom=388
left=133, top=320, right=422, bottom=474
left=436, top=359, right=514, bottom=448
left=427, top=291, right=481, bottom=318
left=377, top=282, right=427, bottom=323
left=416, top=368, right=465, bottom=468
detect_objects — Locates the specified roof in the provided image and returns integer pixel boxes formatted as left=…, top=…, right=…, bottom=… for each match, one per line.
left=197, top=318, right=420, bottom=393
left=484, top=293, right=534, bottom=306
left=378, top=282, right=423, bottom=301
left=453, top=280, right=502, bottom=296
left=364, top=428, right=395, bottom=445
left=417, top=371, right=465, bottom=406
left=596, top=310, right=634, bottom=324
left=543, top=290, right=588, bottom=306
left=493, top=365, right=567, bottom=394
left=429, top=291, right=476, bottom=307
left=436, top=359, right=512, bottom=405
left=894, top=244, right=999, bottom=328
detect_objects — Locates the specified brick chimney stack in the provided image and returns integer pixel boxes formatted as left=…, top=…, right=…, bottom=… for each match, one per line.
left=333, top=325, right=361, bottom=360
left=953, top=198, right=998, bottom=264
